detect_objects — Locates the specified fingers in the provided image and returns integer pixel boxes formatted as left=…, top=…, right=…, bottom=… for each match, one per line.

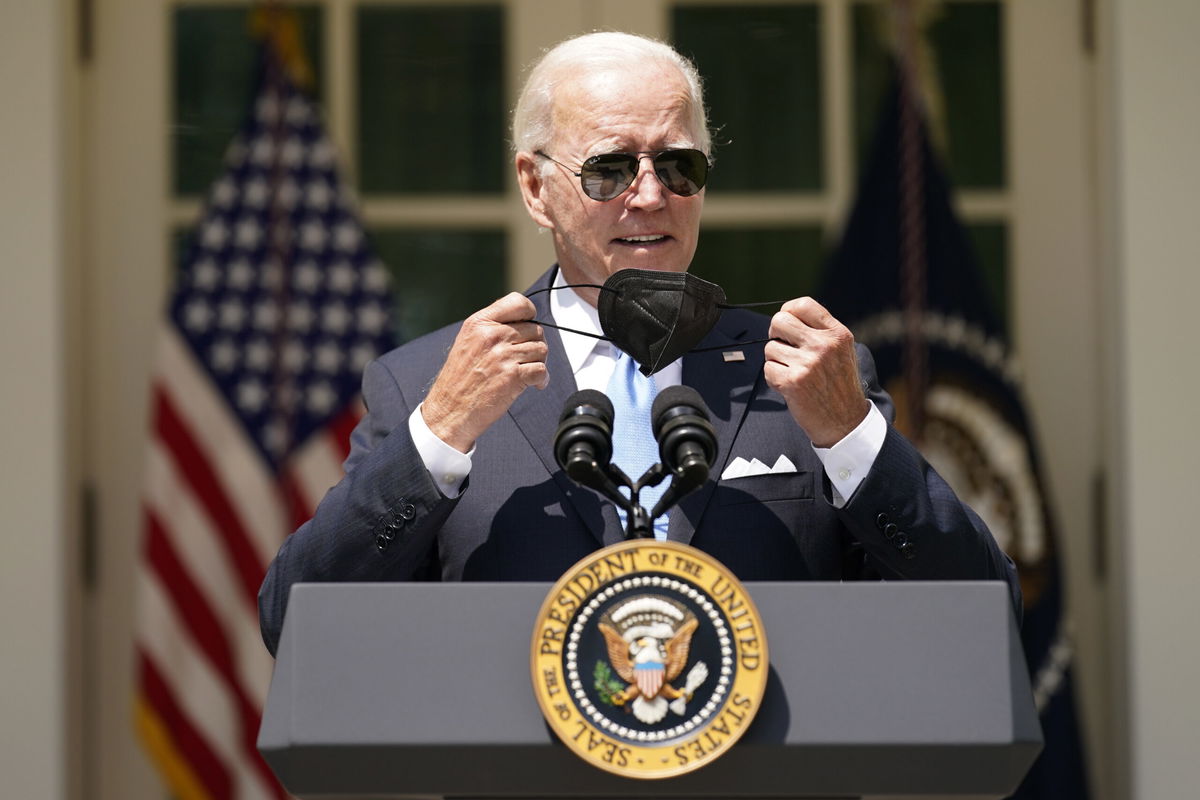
left=422, top=293, right=550, bottom=450
left=768, top=297, right=841, bottom=349
left=503, top=294, right=549, bottom=388
left=478, top=291, right=538, bottom=324
left=519, top=360, right=550, bottom=390
left=507, top=336, right=548, bottom=359
left=766, top=311, right=818, bottom=366
left=780, top=296, right=836, bottom=329
left=503, top=333, right=549, bottom=391
left=504, top=321, right=545, bottom=343
left=765, top=296, right=855, bottom=371
left=762, top=296, right=867, bottom=447
left=465, top=292, right=544, bottom=346
left=508, top=338, right=550, bottom=384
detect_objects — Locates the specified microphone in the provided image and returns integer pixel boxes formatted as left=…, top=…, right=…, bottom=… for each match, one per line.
left=649, top=386, right=718, bottom=520
left=554, top=390, right=629, bottom=507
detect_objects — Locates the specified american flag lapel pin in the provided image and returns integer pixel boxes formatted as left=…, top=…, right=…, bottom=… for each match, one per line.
left=722, top=350, right=745, bottom=363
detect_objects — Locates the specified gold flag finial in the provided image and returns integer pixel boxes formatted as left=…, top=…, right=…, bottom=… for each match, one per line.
left=868, top=0, right=948, bottom=156
left=250, top=4, right=315, bottom=91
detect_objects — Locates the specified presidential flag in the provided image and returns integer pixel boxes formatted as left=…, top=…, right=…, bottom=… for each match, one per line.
left=133, top=29, right=396, bottom=800
left=819, top=72, right=1090, bottom=799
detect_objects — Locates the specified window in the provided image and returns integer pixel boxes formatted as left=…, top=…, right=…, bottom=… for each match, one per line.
left=170, top=0, right=1010, bottom=336
left=171, top=3, right=507, bottom=340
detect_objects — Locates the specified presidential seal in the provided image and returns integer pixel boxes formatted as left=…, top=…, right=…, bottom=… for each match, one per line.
left=531, top=539, right=768, bottom=779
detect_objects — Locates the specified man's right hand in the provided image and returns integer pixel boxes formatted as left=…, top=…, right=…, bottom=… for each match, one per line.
left=420, top=292, right=549, bottom=453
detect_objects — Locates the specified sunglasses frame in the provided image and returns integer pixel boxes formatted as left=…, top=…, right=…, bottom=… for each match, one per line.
left=535, top=148, right=711, bottom=202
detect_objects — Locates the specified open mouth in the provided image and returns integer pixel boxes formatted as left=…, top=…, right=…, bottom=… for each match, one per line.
left=615, top=234, right=670, bottom=245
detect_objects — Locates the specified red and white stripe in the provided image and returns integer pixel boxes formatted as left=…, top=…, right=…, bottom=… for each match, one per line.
left=636, top=665, right=665, bottom=699
left=135, top=327, right=360, bottom=800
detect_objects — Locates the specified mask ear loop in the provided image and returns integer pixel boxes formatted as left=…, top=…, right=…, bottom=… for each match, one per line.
left=522, top=283, right=620, bottom=340
left=687, top=337, right=780, bottom=352
left=686, top=299, right=786, bottom=352
left=524, top=284, right=610, bottom=298
left=719, top=300, right=786, bottom=309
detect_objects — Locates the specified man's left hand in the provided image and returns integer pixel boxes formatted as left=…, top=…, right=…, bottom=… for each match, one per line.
left=763, top=297, right=871, bottom=448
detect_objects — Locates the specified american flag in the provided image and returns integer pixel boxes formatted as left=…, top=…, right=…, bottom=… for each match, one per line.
left=134, top=44, right=395, bottom=799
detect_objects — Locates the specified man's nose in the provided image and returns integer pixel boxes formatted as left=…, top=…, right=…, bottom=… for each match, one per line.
left=625, top=154, right=667, bottom=210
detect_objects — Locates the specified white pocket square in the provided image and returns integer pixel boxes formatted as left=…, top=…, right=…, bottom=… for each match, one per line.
left=721, top=454, right=798, bottom=480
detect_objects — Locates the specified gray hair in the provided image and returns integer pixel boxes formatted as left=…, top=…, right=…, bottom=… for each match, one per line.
left=511, top=31, right=711, bottom=158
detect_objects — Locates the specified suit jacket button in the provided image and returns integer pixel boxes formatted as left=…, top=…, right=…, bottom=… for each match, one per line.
left=894, top=531, right=909, bottom=547
left=382, top=523, right=400, bottom=541
left=375, top=533, right=390, bottom=551
left=883, top=523, right=898, bottom=540
left=875, top=512, right=890, bottom=530
left=900, top=542, right=916, bottom=560
left=398, top=502, right=417, bottom=521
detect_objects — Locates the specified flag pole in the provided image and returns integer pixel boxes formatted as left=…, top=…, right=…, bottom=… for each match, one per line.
left=250, top=1, right=314, bottom=499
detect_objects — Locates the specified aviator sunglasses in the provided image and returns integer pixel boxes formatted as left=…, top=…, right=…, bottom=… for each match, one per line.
left=535, top=148, right=711, bottom=202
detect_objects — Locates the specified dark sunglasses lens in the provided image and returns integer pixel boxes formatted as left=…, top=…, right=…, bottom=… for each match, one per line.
left=579, top=149, right=710, bottom=201
left=654, top=149, right=708, bottom=196
left=580, top=154, right=638, bottom=201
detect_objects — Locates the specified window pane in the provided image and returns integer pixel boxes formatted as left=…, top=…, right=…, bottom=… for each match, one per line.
left=689, top=227, right=826, bottom=310
left=357, top=6, right=505, bottom=195
left=173, top=6, right=324, bottom=196
left=965, top=221, right=1009, bottom=336
left=853, top=1, right=1005, bottom=189
left=673, top=5, right=823, bottom=191
left=370, top=229, right=506, bottom=339
left=850, top=2, right=892, bottom=175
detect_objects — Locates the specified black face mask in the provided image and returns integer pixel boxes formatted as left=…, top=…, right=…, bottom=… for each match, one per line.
left=528, top=268, right=778, bottom=376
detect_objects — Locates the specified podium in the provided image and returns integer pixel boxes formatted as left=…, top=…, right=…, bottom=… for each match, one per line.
left=259, top=581, right=1040, bottom=799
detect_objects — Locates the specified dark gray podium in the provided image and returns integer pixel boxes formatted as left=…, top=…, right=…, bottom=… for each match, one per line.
left=259, top=581, right=1040, bottom=799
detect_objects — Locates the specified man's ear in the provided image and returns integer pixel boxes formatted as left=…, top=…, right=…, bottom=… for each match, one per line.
left=516, top=152, right=554, bottom=229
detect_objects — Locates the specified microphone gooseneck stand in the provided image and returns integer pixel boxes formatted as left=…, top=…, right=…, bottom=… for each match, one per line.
left=553, top=386, right=718, bottom=541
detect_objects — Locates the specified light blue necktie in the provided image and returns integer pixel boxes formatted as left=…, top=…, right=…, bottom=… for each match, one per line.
left=606, top=350, right=669, bottom=540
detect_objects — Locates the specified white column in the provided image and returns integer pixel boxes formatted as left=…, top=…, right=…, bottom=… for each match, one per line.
left=1100, top=0, right=1200, bottom=797
left=1007, top=3, right=1108, bottom=794
left=506, top=1, right=590, bottom=291
left=0, top=0, right=70, bottom=797
left=85, top=0, right=171, bottom=796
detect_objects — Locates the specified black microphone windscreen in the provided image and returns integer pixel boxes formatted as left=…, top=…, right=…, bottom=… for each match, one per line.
left=652, top=385, right=707, bottom=425
left=561, top=389, right=614, bottom=423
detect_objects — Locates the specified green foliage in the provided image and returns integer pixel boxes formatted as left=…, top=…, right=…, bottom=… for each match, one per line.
left=593, top=661, right=626, bottom=706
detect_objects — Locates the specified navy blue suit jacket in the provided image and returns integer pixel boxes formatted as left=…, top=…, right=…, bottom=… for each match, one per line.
left=259, top=267, right=1020, bottom=655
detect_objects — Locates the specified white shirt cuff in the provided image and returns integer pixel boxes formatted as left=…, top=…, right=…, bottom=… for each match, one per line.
left=812, top=401, right=887, bottom=508
left=408, top=402, right=473, bottom=498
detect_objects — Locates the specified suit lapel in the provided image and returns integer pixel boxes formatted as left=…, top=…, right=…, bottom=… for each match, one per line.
left=506, top=267, right=616, bottom=545
left=668, top=312, right=764, bottom=544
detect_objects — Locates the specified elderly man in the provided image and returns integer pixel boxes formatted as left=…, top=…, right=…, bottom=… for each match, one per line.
left=258, top=32, right=1018, bottom=656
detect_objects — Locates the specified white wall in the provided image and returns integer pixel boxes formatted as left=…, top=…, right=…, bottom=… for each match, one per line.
left=85, top=0, right=171, bottom=796
left=1101, top=0, right=1200, bottom=796
left=0, top=0, right=71, bottom=797
left=1006, top=5, right=1110, bottom=793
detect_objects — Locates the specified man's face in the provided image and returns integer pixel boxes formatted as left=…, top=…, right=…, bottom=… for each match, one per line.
left=518, top=63, right=705, bottom=300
